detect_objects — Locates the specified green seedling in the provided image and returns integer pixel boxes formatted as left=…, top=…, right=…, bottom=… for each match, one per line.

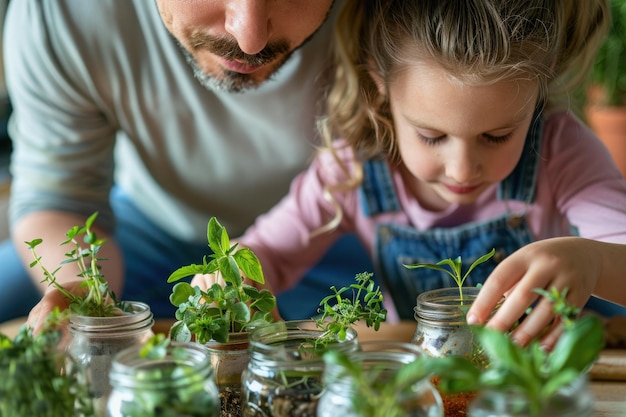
left=403, top=248, right=496, bottom=302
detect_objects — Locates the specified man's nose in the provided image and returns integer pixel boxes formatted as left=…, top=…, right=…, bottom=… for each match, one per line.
left=224, top=1, right=272, bottom=55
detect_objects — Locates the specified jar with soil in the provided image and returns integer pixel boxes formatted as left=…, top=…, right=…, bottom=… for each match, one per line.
left=241, top=320, right=359, bottom=417
left=107, top=341, right=220, bottom=417
left=411, top=287, right=502, bottom=417
left=317, top=341, right=444, bottom=417
left=468, top=375, right=594, bottom=417
left=67, top=301, right=154, bottom=416
left=205, top=332, right=250, bottom=417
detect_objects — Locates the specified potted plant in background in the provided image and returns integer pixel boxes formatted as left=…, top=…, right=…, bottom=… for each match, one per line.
left=167, top=216, right=277, bottom=417
left=0, top=308, right=95, bottom=417
left=584, top=0, right=626, bottom=178
left=26, top=212, right=154, bottom=416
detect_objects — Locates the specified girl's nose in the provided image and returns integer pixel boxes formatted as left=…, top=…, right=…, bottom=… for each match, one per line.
left=224, top=1, right=272, bottom=55
left=445, top=145, right=481, bottom=184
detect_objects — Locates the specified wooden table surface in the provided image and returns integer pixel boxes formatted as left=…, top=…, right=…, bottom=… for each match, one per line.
left=2, top=317, right=625, bottom=415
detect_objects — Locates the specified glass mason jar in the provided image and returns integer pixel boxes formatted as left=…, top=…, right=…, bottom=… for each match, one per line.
left=107, top=341, right=220, bottom=417
left=411, top=287, right=502, bottom=417
left=205, top=332, right=250, bottom=417
left=67, top=301, right=154, bottom=416
left=242, top=320, right=360, bottom=417
left=412, top=287, right=498, bottom=360
left=468, top=376, right=594, bottom=417
left=317, top=341, right=444, bottom=417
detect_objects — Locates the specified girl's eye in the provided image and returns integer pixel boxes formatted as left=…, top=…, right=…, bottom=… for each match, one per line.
left=416, top=132, right=446, bottom=146
left=483, top=133, right=512, bottom=144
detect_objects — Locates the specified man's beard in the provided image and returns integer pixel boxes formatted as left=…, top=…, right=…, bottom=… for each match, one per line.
left=180, top=35, right=291, bottom=93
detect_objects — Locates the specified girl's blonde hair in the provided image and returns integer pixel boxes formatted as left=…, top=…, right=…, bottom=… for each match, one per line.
left=314, top=0, right=609, bottom=233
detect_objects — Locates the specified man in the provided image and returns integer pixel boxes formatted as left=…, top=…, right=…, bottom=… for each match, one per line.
left=0, top=0, right=372, bottom=325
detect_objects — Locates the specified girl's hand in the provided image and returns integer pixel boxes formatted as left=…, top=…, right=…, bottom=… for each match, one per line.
left=190, top=273, right=224, bottom=291
left=466, top=237, right=600, bottom=348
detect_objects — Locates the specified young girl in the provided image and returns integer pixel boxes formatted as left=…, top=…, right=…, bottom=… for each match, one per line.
left=195, top=0, right=626, bottom=346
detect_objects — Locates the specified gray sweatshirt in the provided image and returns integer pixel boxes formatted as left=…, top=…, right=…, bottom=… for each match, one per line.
left=4, top=0, right=336, bottom=240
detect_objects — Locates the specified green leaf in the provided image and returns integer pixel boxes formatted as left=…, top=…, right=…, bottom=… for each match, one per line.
left=218, top=256, right=241, bottom=286
left=169, top=282, right=196, bottom=306
left=462, top=248, right=496, bottom=284
left=547, top=315, right=604, bottom=374
left=207, top=217, right=226, bottom=256
left=233, top=248, right=265, bottom=284
left=231, top=301, right=251, bottom=324
left=169, top=321, right=192, bottom=343
left=252, top=289, right=277, bottom=312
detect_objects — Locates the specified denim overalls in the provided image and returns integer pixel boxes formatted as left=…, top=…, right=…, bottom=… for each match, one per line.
left=362, top=115, right=543, bottom=319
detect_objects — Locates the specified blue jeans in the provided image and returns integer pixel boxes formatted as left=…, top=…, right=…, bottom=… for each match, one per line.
left=0, top=187, right=373, bottom=322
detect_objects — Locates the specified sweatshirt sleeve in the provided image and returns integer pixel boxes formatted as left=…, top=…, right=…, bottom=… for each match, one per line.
left=4, top=0, right=118, bottom=230
left=539, top=111, right=626, bottom=243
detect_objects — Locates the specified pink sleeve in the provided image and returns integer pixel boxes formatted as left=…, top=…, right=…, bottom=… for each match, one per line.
left=537, top=112, right=626, bottom=243
left=238, top=144, right=360, bottom=293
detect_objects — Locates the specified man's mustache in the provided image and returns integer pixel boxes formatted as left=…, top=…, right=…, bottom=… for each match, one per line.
left=190, top=34, right=289, bottom=67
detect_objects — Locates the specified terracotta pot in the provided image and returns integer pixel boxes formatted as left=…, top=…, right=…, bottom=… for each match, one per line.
left=585, top=87, right=626, bottom=179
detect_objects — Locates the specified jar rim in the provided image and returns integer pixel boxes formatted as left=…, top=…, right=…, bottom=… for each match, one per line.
left=248, top=320, right=359, bottom=365
left=109, top=342, right=213, bottom=389
left=69, top=301, right=154, bottom=335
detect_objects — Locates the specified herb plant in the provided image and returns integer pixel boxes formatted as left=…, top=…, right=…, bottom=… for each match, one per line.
left=0, top=308, right=95, bottom=417
left=404, top=248, right=496, bottom=302
left=398, top=287, right=603, bottom=416
left=167, top=216, right=276, bottom=344
left=314, top=271, right=387, bottom=347
left=25, top=211, right=128, bottom=317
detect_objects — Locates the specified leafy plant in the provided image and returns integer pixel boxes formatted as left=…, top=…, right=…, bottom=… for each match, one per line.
left=393, top=287, right=604, bottom=416
left=403, top=248, right=496, bottom=302
left=0, top=308, right=95, bottom=417
left=25, top=211, right=128, bottom=317
left=590, top=0, right=626, bottom=106
left=167, top=217, right=276, bottom=344
left=314, top=271, right=387, bottom=348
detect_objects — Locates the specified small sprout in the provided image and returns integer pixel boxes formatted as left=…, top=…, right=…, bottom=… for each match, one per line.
left=403, top=248, right=496, bottom=302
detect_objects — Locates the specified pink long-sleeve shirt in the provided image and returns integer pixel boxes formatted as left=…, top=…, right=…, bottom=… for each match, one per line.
left=239, top=111, right=626, bottom=318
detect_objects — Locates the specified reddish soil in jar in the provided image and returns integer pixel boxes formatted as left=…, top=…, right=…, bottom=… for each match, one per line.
left=432, top=376, right=475, bottom=416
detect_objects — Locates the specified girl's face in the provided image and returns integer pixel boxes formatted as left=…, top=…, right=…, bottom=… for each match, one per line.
left=387, top=60, right=539, bottom=211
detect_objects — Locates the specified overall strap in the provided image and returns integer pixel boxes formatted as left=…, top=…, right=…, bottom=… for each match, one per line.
left=359, top=157, right=401, bottom=216
left=497, top=111, right=543, bottom=203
